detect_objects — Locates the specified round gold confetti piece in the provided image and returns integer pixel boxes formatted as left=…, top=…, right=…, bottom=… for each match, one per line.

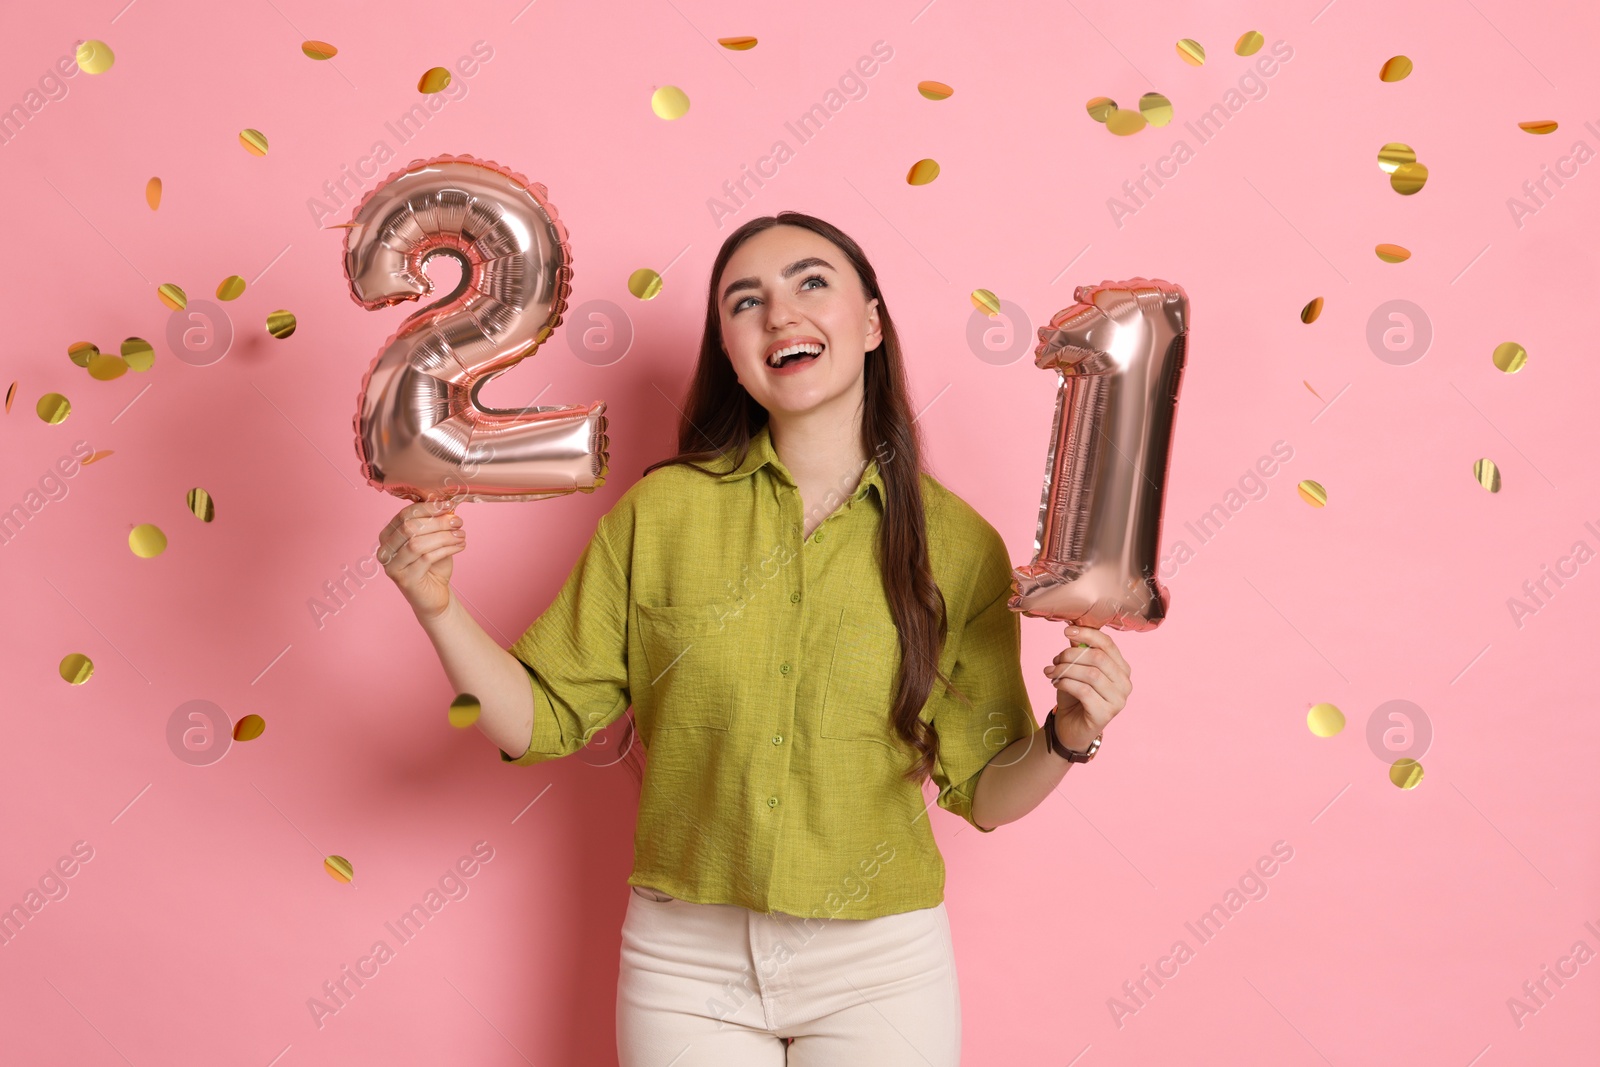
left=302, top=40, right=338, bottom=60
left=651, top=85, right=691, bottom=120
left=418, top=66, right=452, bottom=93
left=1297, top=479, right=1327, bottom=507
left=324, top=855, right=355, bottom=883
left=1300, top=297, right=1324, bottom=324
left=448, top=693, right=482, bottom=729
left=1306, top=702, right=1345, bottom=737
left=718, top=36, right=758, bottom=50
left=145, top=177, right=161, bottom=210
left=187, top=487, right=215, bottom=522
left=76, top=40, right=114, bottom=75
left=971, top=289, right=1001, bottom=317
left=1474, top=457, right=1501, bottom=492
left=87, top=352, right=129, bottom=381
left=1106, top=108, right=1147, bottom=136
left=1176, top=39, right=1206, bottom=66
left=1389, top=758, right=1424, bottom=789
left=1518, top=120, right=1558, bottom=135
left=121, top=337, right=154, bottom=371
left=239, top=128, right=269, bottom=156
left=233, top=714, right=266, bottom=741
left=129, top=523, right=167, bottom=558
left=1375, top=243, right=1411, bottom=263
left=1139, top=92, right=1173, bottom=126
left=917, top=80, right=954, bottom=101
left=37, top=393, right=71, bottom=424
left=1086, top=96, right=1117, bottom=123
left=1377, top=142, right=1416, bottom=174
left=1236, top=31, right=1265, bottom=56
left=1390, top=161, right=1428, bottom=195
left=1492, top=341, right=1527, bottom=373
left=68, top=341, right=100, bottom=368
left=907, top=157, right=941, bottom=184
left=627, top=268, right=663, bottom=300
left=158, top=282, right=188, bottom=310
left=1379, top=55, right=1413, bottom=82
left=59, top=653, right=94, bottom=685
left=267, top=310, right=297, bottom=339
left=216, top=275, right=247, bottom=301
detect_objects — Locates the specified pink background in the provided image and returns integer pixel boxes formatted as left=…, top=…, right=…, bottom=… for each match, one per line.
left=4, top=0, right=1597, bottom=1063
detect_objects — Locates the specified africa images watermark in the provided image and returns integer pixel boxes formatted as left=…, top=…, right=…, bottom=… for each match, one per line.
left=1504, top=517, right=1600, bottom=631
left=1158, top=440, right=1294, bottom=580
left=0, top=44, right=86, bottom=149
left=0, top=440, right=97, bottom=549
left=1504, top=118, right=1600, bottom=230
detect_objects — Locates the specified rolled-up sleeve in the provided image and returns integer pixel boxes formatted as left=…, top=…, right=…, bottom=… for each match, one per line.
left=499, top=513, right=632, bottom=765
left=929, top=525, right=1039, bottom=831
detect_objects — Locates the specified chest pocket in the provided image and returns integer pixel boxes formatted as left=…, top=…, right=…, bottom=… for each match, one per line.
left=820, top=608, right=903, bottom=748
left=636, top=602, right=735, bottom=731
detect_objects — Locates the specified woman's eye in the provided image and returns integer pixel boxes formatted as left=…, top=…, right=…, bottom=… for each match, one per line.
left=732, top=274, right=828, bottom=314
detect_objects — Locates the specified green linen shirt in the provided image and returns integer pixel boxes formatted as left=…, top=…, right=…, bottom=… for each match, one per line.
left=499, top=423, right=1040, bottom=919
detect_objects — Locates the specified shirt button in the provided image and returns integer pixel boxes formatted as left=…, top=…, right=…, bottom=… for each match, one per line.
left=789, top=591, right=801, bottom=603
left=779, top=662, right=791, bottom=675
left=771, top=734, right=783, bottom=745
left=767, top=795, right=779, bottom=807
left=814, top=531, right=825, bottom=543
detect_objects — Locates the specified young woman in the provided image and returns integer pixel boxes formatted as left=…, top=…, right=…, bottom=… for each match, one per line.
left=378, top=212, right=1133, bottom=1065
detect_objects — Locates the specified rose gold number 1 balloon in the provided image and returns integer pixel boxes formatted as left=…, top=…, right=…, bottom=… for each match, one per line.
left=1009, top=277, right=1189, bottom=630
left=342, top=153, right=608, bottom=503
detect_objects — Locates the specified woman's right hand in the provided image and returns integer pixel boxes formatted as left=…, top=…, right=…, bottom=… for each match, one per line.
left=378, top=499, right=466, bottom=623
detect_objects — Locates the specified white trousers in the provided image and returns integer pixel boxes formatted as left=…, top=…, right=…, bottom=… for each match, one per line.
left=616, top=884, right=962, bottom=1065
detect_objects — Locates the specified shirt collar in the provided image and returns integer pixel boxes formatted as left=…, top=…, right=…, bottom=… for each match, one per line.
left=717, top=423, right=885, bottom=504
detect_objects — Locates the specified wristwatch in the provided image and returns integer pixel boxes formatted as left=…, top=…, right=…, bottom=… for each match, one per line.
left=1043, top=709, right=1102, bottom=763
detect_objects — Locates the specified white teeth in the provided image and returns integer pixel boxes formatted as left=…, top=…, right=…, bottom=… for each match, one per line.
left=767, top=342, right=823, bottom=367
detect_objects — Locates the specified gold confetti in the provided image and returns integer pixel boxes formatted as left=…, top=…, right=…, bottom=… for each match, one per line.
left=68, top=341, right=100, bottom=369
left=1375, top=243, right=1411, bottom=263
left=971, top=289, right=1001, bottom=317
left=76, top=40, right=114, bottom=75
left=1086, top=96, right=1117, bottom=123
left=1474, top=457, right=1501, bottom=492
left=324, top=855, right=355, bottom=883
left=1303, top=381, right=1323, bottom=401
left=1306, top=702, right=1344, bottom=737
left=651, top=85, right=690, bottom=120
left=1297, top=479, right=1327, bottom=507
left=1378, top=142, right=1416, bottom=174
left=37, top=393, right=71, bottom=424
left=627, top=268, right=663, bottom=300
left=1106, top=108, right=1146, bottom=136
left=4, top=381, right=14, bottom=412
left=87, top=352, right=128, bottom=381
left=418, top=67, right=452, bottom=93
left=233, top=714, right=266, bottom=741
left=1379, top=55, right=1413, bottom=82
left=122, top=337, right=154, bottom=371
left=239, top=128, right=269, bottom=156
left=1176, top=39, right=1206, bottom=66
left=448, top=693, right=482, bottom=729
left=187, top=487, right=215, bottom=522
left=1139, top=92, right=1173, bottom=126
left=83, top=449, right=112, bottom=464
left=1300, top=297, right=1324, bottom=324
left=917, top=80, right=954, bottom=100
left=906, top=158, right=941, bottom=184
left=1518, top=120, right=1558, bottom=135
left=217, top=275, right=247, bottom=301
left=1389, top=758, right=1424, bottom=789
left=267, top=310, right=297, bottom=339
left=1235, top=31, right=1264, bottom=56
left=718, top=36, right=758, bottom=50
left=145, top=177, right=161, bottom=210
left=158, top=282, right=187, bottom=310
left=1492, top=341, right=1527, bottom=373
left=59, top=653, right=95, bottom=685
left=129, top=523, right=167, bottom=558
left=1390, top=161, right=1428, bottom=195
left=301, top=40, right=338, bottom=60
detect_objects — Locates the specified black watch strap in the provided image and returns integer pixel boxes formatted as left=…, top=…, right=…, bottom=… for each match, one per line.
left=1044, top=710, right=1102, bottom=763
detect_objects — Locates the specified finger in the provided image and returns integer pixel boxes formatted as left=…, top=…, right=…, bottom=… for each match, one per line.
left=382, top=528, right=460, bottom=570
left=1051, top=676, right=1109, bottom=720
left=1047, top=661, right=1120, bottom=705
left=1064, top=625, right=1131, bottom=678
left=419, top=540, right=465, bottom=563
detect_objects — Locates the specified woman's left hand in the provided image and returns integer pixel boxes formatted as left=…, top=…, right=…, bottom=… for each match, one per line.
left=1043, top=625, right=1132, bottom=749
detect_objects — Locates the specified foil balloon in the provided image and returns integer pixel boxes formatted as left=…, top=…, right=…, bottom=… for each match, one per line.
left=1009, top=277, right=1189, bottom=630
left=341, top=153, right=608, bottom=503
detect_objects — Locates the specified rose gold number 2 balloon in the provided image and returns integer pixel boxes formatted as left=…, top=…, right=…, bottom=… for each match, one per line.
left=342, top=153, right=609, bottom=503
left=1009, top=277, right=1189, bottom=630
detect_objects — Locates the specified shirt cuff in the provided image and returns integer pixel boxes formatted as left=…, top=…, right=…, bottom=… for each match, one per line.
left=498, top=663, right=570, bottom=765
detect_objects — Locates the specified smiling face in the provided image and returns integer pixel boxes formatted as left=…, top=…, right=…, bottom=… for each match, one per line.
left=716, top=224, right=882, bottom=422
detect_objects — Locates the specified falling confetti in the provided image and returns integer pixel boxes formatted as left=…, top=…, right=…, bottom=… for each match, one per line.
left=4, top=382, right=15, bottom=412
left=1235, top=31, right=1264, bottom=56
left=216, top=276, right=246, bottom=301
left=122, top=337, right=154, bottom=371
left=1306, top=702, right=1344, bottom=737
left=1389, top=758, right=1424, bottom=789
left=651, top=86, right=690, bottom=120
left=448, top=693, right=482, bottom=729
left=971, top=289, right=1001, bottom=317
left=158, top=283, right=187, bottom=310
left=1375, top=243, right=1411, bottom=263
left=302, top=40, right=338, bottom=60
left=1379, top=56, right=1413, bottom=82
left=717, top=37, right=757, bottom=50
left=1390, top=162, right=1428, bottom=195
left=1176, top=39, right=1206, bottom=66
left=627, top=268, right=663, bottom=300
left=906, top=158, right=940, bottom=184
left=76, top=40, right=114, bottom=75
left=83, top=449, right=112, bottom=464
left=917, top=80, right=954, bottom=100
left=37, top=393, right=71, bottom=424
left=233, top=714, right=266, bottom=741
left=1106, top=108, right=1146, bottom=135
left=418, top=67, right=452, bottom=93
left=59, top=654, right=95, bottom=685
left=68, top=341, right=99, bottom=368
left=1518, top=120, right=1557, bottom=135
left=324, top=856, right=355, bottom=883
left=129, top=523, right=167, bottom=558
left=1473, top=458, right=1501, bottom=492
left=145, top=177, right=161, bottom=210
left=1300, top=297, right=1324, bottom=324
left=187, top=487, right=215, bottom=522
left=1086, top=96, right=1116, bottom=123
left=1492, top=341, right=1527, bottom=373
left=1377, top=142, right=1416, bottom=173
left=1297, top=479, right=1327, bottom=507
left=239, top=128, right=269, bottom=156
left=267, top=310, right=297, bottom=339
left=1138, top=92, right=1173, bottom=126
left=87, top=351, right=128, bottom=381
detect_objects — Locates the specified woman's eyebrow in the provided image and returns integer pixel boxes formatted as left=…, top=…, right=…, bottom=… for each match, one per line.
left=721, top=257, right=836, bottom=304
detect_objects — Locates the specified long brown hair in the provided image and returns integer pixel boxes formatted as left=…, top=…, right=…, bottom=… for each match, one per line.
left=612, top=211, right=966, bottom=787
